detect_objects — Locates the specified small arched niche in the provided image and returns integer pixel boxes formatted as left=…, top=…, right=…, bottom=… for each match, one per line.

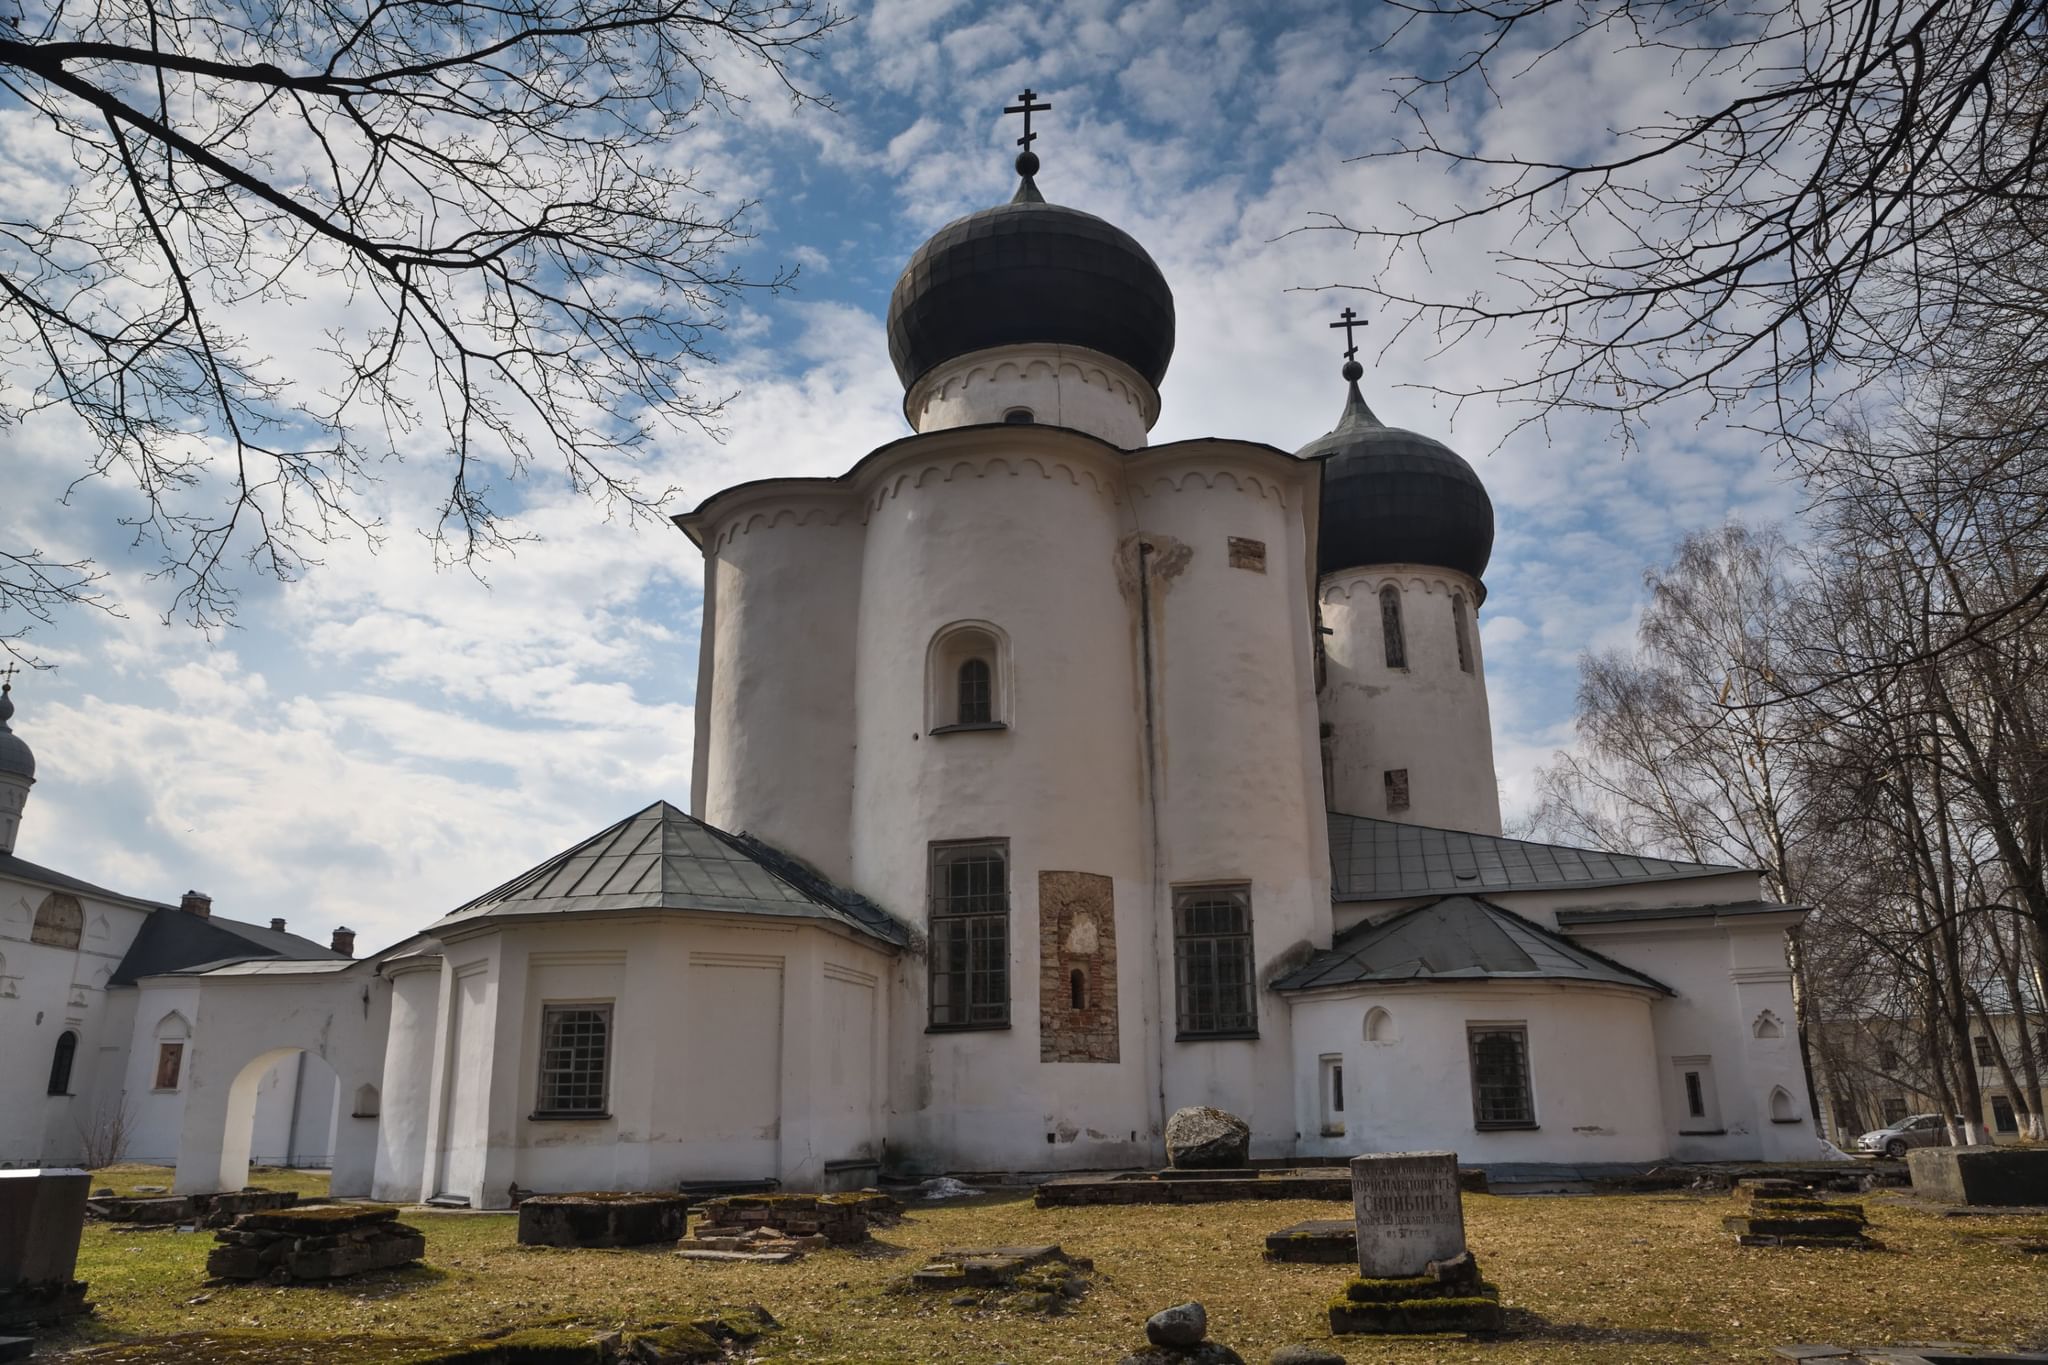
left=927, top=620, right=1011, bottom=732
left=1753, top=1010, right=1783, bottom=1040
left=353, top=1083, right=381, bottom=1118
left=1768, top=1085, right=1799, bottom=1123
left=154, top=1010, right=192, bottom=1041
left=1364, top=1006, right=1396, bottom=1044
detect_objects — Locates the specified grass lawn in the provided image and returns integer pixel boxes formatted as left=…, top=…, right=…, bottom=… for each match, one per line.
left=85, top=1166, right=333, bottom=1201
left=44, top=1175, right=2048, bottom=1363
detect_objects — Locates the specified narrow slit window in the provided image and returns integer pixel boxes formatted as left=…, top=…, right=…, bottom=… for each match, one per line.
left=1684, top=1070, right=1706, bottom=1118
left=1379, top=586, right=1406, bottom=669
left=537, top=1004, right=612, bottom=1116
left=957, top=658, right=993, bottom=725
left=928, top=840, right=1010, bottom=1029
left=1070, top=969, right=1087, bottom=1011
left=1332, top=1062, right=1345, bottom=1113
left=48, top=1029, right=77, bottom=1096
left=1452, top=593, right=1473, bottom=672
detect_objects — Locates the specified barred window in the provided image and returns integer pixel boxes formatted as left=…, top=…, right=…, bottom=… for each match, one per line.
left=1973, top=1035, right=1995, bottom=1066
left=537, top=1004, right=612, bottom=1115
left=928, top=841, right=1009, bottom=1029
left=1174, top=884, right=1257, bottom=1038
left=1468, top=1024, right=1535, bottom=1128
left=1379, top=586, right=1406, bottom=669
left=1384, top=768, right=1410, bottom=812
left=957, top=658, right=993, bottom=725
left=1452, top=593, right=1474, bottom=673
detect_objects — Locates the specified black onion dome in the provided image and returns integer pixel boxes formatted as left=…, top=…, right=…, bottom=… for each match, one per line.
left=1301, top=382, right=1494, bottom=583
left=886, top=175, right=1176, bottom=391
left=0, top=686, right=32, bottom=780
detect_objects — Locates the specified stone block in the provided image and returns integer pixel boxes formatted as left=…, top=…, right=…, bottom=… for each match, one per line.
left=1907, top=1147, right=2048, bottom=1206
left=1264, top=1220, right=1356, bottom=1264
left=0, top=1168, right=90, bottom=1289
left=1328, top=1295, right=1503, bottom=1336
left=0, top=1336, right=30, bottom=1363
left=1349, top=1152, right=1465, bottom=1278
left=1166, top=1107, right=1252, bottom=1169
left=517, top=1193, right=689, bottom=1248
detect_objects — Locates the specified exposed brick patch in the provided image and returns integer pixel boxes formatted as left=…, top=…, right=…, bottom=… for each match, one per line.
left=1228, top=536, right=1267, bottom=571
left=1039, top=871, right=1118, bottom=1063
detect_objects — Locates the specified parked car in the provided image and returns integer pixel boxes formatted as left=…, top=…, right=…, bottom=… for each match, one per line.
left=1856, top=1113, right=1963, bottom=1158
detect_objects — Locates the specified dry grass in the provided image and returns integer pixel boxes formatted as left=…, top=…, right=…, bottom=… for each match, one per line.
left=48, top=1180, right=2048, bottom=1363
left=86, top=1166, right=332, bottom=1201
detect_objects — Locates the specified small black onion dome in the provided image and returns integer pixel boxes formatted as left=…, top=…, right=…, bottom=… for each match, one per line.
left=886, top=164, right=1176, bottom=392
left=1300, top=378, right=1494, bottom=583
left=0, top=685, right=33, bottom=780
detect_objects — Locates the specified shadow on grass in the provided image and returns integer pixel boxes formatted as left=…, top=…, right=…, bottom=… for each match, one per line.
left=1498, top=1305, right=1713, bottom=1347
left=51, top=1331, right=443, bottom=1364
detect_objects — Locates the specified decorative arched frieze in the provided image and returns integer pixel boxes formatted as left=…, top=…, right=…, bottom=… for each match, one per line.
left=1320, top=566, right=1478, bottom=606
left=1752, top=1009, right=1784, bottom=1040
left=866, top=452, right=1111, bottom=515
left=706, top=500, right=863, bottom=553
left=1125, top=465, right=1291, bottom=507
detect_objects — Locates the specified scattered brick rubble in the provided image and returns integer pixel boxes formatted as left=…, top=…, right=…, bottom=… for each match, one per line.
left=906, top=1244, right=1093, bottom=1312
left=86, top=1189, right=298, bottom=1228
left=1726, top=1179, right=1882, bottom=1250
left=675, top=1191, right=894, bottom=1262
left=206, top=1205, right=425, bottom=1282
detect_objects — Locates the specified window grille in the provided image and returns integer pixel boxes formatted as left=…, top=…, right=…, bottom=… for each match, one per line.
left=537, top=1004, right=612, bottom=1115
left=928, top=841, right=1010, bottom=1028
left=1174, top=885, right=1257, bottom=1037
left=1973, top=1035, right=1995, bottom=1066
left=1468, top=1024, right=1534, bottom=1128
left=47, top=1029, right=77, bottom=1096
left=1684, top=1070, right=1706, bottom=1118
left=1384, top=768, right=1410, bottom=811
left=957, top=658, right=993, bottom=725
left=1991, top=1095, right=2018, bottom=1133
left=155, top=1042, right=184, bottom=1090
left=1452, top=594, right=1473, bottom=672
left=1379, top=586, right=1406, bottom=669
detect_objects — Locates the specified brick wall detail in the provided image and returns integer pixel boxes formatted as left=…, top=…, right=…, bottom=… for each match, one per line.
left=1039, top=870, right=1118, bottom=1063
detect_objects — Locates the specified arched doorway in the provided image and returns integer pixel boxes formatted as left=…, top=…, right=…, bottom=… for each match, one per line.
left=193, top=1047, right=341, bottom=1193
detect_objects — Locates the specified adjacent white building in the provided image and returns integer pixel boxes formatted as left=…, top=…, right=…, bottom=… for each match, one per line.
left=1, top=129, right=1827, bottom=1206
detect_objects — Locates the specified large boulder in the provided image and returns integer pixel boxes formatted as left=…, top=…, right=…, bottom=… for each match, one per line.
left=1146, top=1302, right=1207, bottom=1347
left=1165, top=1107, right=1251, bottom=1170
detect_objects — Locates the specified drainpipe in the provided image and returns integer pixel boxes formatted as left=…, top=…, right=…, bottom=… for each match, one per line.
left=1136, top=539, right=1169, bottom=1156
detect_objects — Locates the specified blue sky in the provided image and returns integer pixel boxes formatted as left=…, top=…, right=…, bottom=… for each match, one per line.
left=2, top=0, right=1804, bottom=953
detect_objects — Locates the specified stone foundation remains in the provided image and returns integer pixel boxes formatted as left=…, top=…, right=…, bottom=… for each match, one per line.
left=516, top=1192, right=689, bottom=1248
left=1908, top=1147, right=2048, bottom=1207
left=87, top=1189, right=298, bottom=1228
left=1263, top=1220, right=1356, bottom=1264
left=676, top=1192, right=894, bottom=1261
left=1724, top=1179, right=1881, bottom=1249
left=206, top=1205, right=426, bottom=1282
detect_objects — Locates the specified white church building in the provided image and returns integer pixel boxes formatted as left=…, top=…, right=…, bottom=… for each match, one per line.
left=0, top=121, right=1824, bottom=1207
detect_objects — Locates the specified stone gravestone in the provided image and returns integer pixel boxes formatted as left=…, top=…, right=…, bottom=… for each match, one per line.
left=1329, top=1151, right=1502, bottom=1337
left=0, top=1168, right=93, bottom=1330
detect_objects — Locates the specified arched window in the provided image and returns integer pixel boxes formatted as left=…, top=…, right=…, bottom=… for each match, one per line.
left=1451, top=593, right=1473, bottom=673
left=48, top=1029, right=77, bottom=1095
left=1379, top=586, right=1406, bottom=669
left=1769, top=1086, right=1799, bottom=1122
left=1364, top=1006, right=1395, bottom=1043
left=927, top=621, right=1009, bottom=731
left=31, top=893, right=83, bottom=950
left=1003, top=407, right=1035, bottom=424
left=958, top=658, right=993, bottom=725
left=1069, top=969, right=1087, bottom=1011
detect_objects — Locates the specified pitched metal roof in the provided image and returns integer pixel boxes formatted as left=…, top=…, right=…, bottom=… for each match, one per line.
left=1554, top=900, right=1807, bottom=927
left=0, top=851, right=178, bottom=915
left=110, top=907, right=344, bottom=986
left=1273, top=896, right=1671, bottom=995
left=1328, top=811, right=1744, bottom=903
left=428, top=801, right=908, bottom=947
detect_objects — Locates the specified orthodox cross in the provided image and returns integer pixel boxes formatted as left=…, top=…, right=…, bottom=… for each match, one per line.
left=1330, top=307, right=1365, bottom=363
left=0, top=662, right=17, bottom=689
left=1004, top=89, right=1051, bottom=149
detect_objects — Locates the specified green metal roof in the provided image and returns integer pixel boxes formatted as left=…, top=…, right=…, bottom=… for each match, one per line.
left=428, top=801, right=907, bottom=947
left=1328, top=811, right=1745, bottom=903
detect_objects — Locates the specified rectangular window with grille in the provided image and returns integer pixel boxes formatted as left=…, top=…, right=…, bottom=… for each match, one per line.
left=1973, top=1035, right=1995, bottom=1066
left=536, top=1003, right=612, bottom=1115
left=1468, top=1023, right=1535, bottom=1128
left=928, top=840, right=1010, bottom=1029
left=1174, top=884, right=1257, bottom=1038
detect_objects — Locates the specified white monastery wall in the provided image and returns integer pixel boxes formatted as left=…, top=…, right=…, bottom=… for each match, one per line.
left=1289, top=983, right=1668, bottom=1162
left=906, top=344, right=1156, bottom=447
left=1320, top=565, right=1501, bottom=835
left=121, top=982, right=198, bottom=1163
left=0, top=879, right=148, bottom=1166
left=849, top=430, right=1155, bottom=1175
left=1564, top=916, right=1818, bottom=1161
left=696, top=497, right=865, bottom=882
left=1126, top=444, right=1330, bottom=1155
left=371, top=952, right=443, bottom=1201
left=398, top=915, right=892, bottom=1208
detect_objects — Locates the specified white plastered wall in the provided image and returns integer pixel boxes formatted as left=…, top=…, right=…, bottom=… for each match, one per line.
left=1289, top=982, right=1667, bottom=1162
left=397, top=913, right=893, bottom=1209
left=1320, top=565, right=1501, bottom=836
left=906, top=344, right=1158, bottom=447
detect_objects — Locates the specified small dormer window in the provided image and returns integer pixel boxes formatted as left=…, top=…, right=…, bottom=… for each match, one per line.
left=1003, top=407, right=1035, bottom=424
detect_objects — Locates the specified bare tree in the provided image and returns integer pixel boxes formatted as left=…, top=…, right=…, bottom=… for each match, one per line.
left=74, top=1093, right=134, bottom=1169
left=1, top=0, right=842, bottom=660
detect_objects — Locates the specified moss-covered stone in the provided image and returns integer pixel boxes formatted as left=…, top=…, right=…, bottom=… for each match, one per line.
left=237, top=1204, right=400, bottom=1233
left=1328, top=1293, right=1505, bottom=1336
left=1341, top=1274, right=1495, bottom=1305
left=625, top=1323, right=720, bottom=1362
